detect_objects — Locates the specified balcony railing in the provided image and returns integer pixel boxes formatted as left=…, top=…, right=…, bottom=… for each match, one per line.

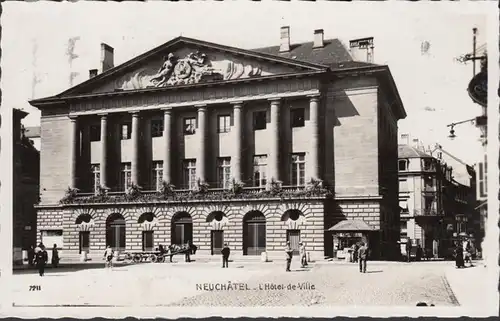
left=60, top=183, right=333, bottom=205
left=413, top=209, right=440, bottom=216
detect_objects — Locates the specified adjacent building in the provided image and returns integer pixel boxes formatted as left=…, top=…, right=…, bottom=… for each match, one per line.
left=13, top=109, right=40, bottom=265
left=398, top=137, right=478, bottom=258
left=30, top=27, right=406, bottom=261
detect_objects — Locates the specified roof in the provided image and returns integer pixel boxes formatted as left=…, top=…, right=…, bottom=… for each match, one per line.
left=327, top=219, right=374, bottom=232
left=29, top=36, right=406, bottom=120
left=398, top=144, right=433, bottom=159
left=24, top=126, right=41, bottom=138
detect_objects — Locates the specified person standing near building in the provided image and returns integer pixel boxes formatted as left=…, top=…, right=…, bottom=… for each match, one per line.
left=35, top=243, right=48, bottom=277
left=358, top=242, right=368, bottom=273
left=27, top=245, right=35, bottom=267
left=221, top=243, right=230, bottom=268
left=299, top=242, right=308, bottom=268
left=406, top=238, right=412, bottom=263
left=103, top=245, right=114, bottom=269
left=51, top=244, right=60, bottom=268
left=285, top=241, right=293, bottom=272
left=184, top=241, right=191, bottom=262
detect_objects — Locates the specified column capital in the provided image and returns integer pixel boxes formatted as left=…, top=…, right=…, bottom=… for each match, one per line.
left=308, top=94, right=321, bottom=102
left=196, top=104, right=207, bottom=112
left=161, top=107, right=173, bottom=113
left=98, top=113, right=108, bottom=118
left=129, top=111, right=141, bottom=116
left=268, top=98, right=281, bottom=104
left=69, top=115, right=78, bottom=122
left=231, top=101, right=244, bottom=108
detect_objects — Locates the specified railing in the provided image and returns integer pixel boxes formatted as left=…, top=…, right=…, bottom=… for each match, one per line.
left=413, top=209, right=440, bottom=216
left=61, top=184, right=333, bottom=205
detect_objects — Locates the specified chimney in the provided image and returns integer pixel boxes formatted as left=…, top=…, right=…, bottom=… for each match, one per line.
left=89, top=69, right=98, bottom=79
left=100, top=43, right=114, bottom=73
left=399, top=133, right=409, bottom=145
left=349, top=37, right=375, bottom=63
left=280, top=26, right=290, bottom=53
left=313, top=29, right=324, bottom=48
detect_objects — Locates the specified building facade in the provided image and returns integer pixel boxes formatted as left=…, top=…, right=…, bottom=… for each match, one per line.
left=13, top=109, right=40, bottom=265
left=398, top=139, right=478, bottom=258
left=31, top=27, right=406, bottom=260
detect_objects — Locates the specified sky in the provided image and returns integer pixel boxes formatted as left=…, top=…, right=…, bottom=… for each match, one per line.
left=2, top=2, right=493, bottom=165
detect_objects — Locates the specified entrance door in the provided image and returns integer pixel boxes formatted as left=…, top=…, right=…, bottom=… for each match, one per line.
left=79, top=231, right=90, bottom=254
left=211, top=230, right=224, bottom=255
left=287, top=230, right=300, bottom=255
left=243, top=211, right=266, bottom=256
left=106, top=214, right=126, bottom=251
left=171, top=212, right=193, bottom=245
left=142, top=231, right=154, bottom=251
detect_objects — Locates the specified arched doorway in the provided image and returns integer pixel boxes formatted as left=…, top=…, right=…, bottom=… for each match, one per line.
left=243, top=211, right=266, bottom=255
left=106, top=213, right=126, bottom=251
left=207, top=211, right=228, bottom=255
left=282, top=209, right=303, bottom=255
left=138, top=213, right=157, bottom=252
left=171, top=212, right=193, bottom=245
left=76, top=214, right=94, bottom=254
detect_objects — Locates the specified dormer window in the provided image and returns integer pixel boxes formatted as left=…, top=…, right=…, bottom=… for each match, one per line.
left=423, top=159, right=433, bottom=171
left=398, top=159, right=408, bottom=171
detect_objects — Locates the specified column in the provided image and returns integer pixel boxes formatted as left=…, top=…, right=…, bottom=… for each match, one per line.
left=269, top=99, right=281, bottom=182
left=308, top=95, right=320, bottom=181
left=197, top=105, right=207, bottom=183
left=131, top=111, right=140, bottom=186
left=232, top=102, right=243, bottom=182
left=99, top=114, right=108, bottom=188
left=69, top=116, right=79, bottom=189
left=162, top=108, right=172, bottom=183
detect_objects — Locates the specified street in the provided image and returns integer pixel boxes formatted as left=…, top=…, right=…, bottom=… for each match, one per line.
left=11, top=260, right=482, bottom=307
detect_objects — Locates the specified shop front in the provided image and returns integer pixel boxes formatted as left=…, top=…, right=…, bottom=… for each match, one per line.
left=328, top=219, right=374, bottom=260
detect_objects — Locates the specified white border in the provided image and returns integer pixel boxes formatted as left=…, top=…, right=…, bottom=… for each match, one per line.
left=1, top=1, right=498, bottom=318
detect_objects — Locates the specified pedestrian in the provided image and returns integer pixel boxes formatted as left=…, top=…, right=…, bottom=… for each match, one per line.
left=299, top=242, right=308, bottom=267
left=51, top=244, right=60, bottom=268
left=406, top=238, right=412, bottom=263
left=103, top=245, right=114, bottom=269
left=190, top=240, right=198, bottom=255
left=27, top=245, right=35, bottom=267
left=285, top=241, right=293, bottom=272
left=35, top=243, right=48, bottom=277
left=358, top=242, right=368, bottom=273
left=184, top=241, right=191, bottom=262
left=221, top=243, right=230, bottom=268
left=454, top=242, right=464, bottom=268
left=353, top=243, right=359, bottom=263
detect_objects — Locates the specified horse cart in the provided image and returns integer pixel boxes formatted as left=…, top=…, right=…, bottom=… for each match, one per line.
left=123, top=244, right=192, bottom=264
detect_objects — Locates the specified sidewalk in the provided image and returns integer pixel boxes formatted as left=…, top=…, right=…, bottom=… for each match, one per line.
left=444, top=261, right=497, bottom=311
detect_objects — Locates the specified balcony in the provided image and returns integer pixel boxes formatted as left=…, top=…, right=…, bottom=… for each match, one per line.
left=413, top=209, right=441, bottom=217
left=60, top=183, right=334, bottom=205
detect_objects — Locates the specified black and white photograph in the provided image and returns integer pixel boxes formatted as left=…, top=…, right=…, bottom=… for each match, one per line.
left=1, top=1, right=498, bottom=318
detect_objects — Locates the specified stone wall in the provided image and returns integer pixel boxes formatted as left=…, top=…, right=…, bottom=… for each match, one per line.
left=37, top=199, right=326, bottom=261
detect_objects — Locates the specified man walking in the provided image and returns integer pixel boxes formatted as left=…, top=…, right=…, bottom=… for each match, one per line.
left=221, top=243, right=230, bottom=268
left=358, top=242, right=368, bottom=273
left=285, top=241, right=293, bottom=272
left=51, top=244, right=60, bottom=268
left=103, top=245, right=114, bottom=269
left=35, top=243, right=48, bottom=277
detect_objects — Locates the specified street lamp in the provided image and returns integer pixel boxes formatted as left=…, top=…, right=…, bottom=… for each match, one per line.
left=446, top=118, right=476, bottom=140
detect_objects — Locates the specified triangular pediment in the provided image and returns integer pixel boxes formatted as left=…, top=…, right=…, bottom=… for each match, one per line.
left=60, top=37, right=327, bottom=97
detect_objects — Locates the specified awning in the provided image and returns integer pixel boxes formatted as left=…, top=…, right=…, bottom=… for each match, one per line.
left=399, top=200, right=408, bottom=209
left=475, top=200, right=487, bottom=210
left=327, top=219, right=374, bottom=232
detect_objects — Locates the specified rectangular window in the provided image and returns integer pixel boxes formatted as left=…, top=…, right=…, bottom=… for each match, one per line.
left=151, top=119, right=164, bottom=138
left=151, top=161, right=163, bottom=191
left=217, top=157, right=231, bottom=189
left=183, top=159, right=197, bottom=190
left=424, top=197, right=433, bottom=213
left=253, top=111, right=267, bottom=130
left=184, top=117, right=196, bottom=135
left=217, top=115, right=231, bottom=133
left=398, top=160, right=407, bottom=171
left=89, top=125, right=101, bottom=142
left=423, top=159, right=432, bottom=171
left=119, top=163, right=132, bottom=191
left=291, top=108, right=305, bottom=127
left=91, top=164, right=100, bottom=192
left=291, top=153, right=306, bottom=186
left=121, top=123, right=132, bottom=140
left=142, top=231, right=154, bottom=252
left=253, top=155, right=267, bottom=187
left=79, top=231, right=90, bottom=254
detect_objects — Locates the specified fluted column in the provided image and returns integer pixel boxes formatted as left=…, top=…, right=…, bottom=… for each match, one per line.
left=308, top=95, right=320, bottom=181
left=69, top=116, right=79, bottom=189
left=99, top=114, right=108, bottom=188
left=197, top=105, right=207, bottom=183
left=162, top=108, right=172, bottom=183
left=269, top=99, right=281, bottom=182
left=131, top=111, right=140, bottom=186
left=232, top=102, right=243, bottom=182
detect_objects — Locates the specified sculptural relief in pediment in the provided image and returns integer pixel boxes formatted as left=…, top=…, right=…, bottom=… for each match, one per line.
left=91, top=48, right=299, bottom=93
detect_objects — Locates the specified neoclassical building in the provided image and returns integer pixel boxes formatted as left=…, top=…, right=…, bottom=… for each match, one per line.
left=31, top=27, right=406, bottom=260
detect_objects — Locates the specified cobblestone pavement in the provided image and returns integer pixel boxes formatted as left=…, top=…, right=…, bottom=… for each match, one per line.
left=11, top=261, right=459, bottom=307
